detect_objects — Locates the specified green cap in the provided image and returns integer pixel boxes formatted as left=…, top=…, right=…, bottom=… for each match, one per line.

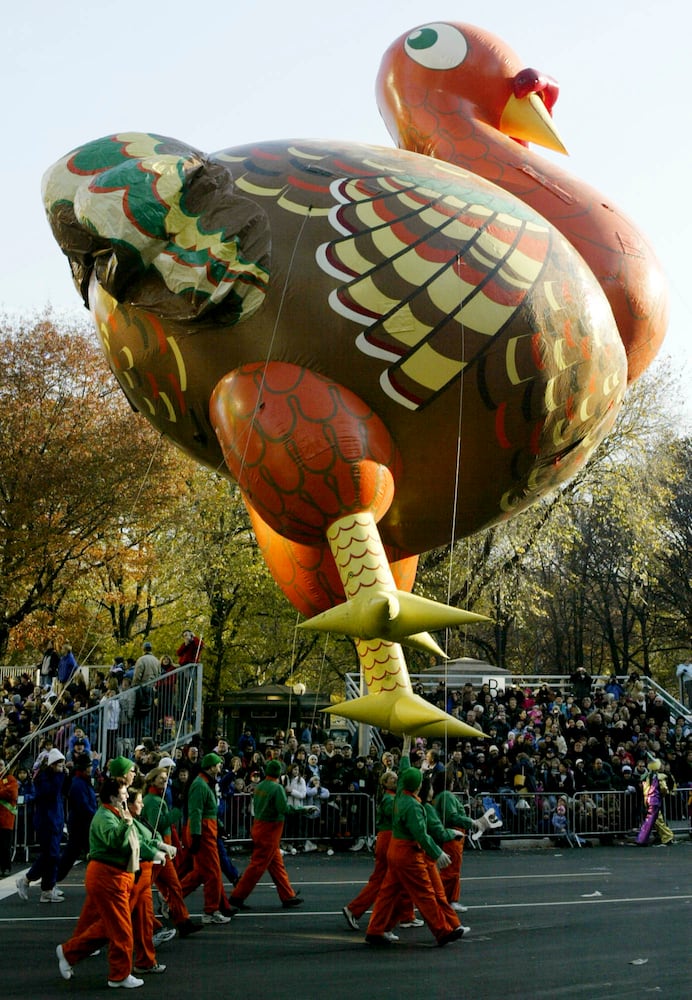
left=265, top=759, right=282, bottom=777
left=109, top=756, right=135, bottom=778
left=402, top=767, right=422, bottom=792
left=201, top=752, right=223, bottom=769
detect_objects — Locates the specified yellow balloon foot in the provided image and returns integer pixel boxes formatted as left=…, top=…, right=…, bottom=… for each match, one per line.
left=298, top=588, right=490, bottom=652
left=326, top=690, right=486, bottom=739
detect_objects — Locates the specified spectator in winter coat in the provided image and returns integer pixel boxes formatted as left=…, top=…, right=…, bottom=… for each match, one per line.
left=56, top=644, right=78, bottom=694
left=56, top=753, right=97, bottom=883
left=0, top=759, right=19, bottom=876
left=176, top=630, right=204, bottom=666
left=16, top=748, right=66, bottom=902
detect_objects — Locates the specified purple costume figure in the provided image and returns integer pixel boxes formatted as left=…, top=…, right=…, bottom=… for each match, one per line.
left=636, top=758, right=673, bottom=846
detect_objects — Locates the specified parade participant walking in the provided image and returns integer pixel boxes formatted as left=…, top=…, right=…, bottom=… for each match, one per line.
left=142, top=766, right=203, bottom=938
left=420, top=775, right=468, bottom=933
left=343, top=768, right=412, bottom=932
left=16, top=748, right=66, bottom=903
left=127, top=786, right=176, bottom=975
left=636, top=757, right=674, bottom=846
left=431, top=771, right=475, bottom=912
left=228, top=759, right=312, bottom=912
left=0, top=759, right=18, bottom=876
left=365, top=740, right=464, bottom=948
left=55, top=775, right=165, bottom=989
left=179, top=753, right=230, bottom=925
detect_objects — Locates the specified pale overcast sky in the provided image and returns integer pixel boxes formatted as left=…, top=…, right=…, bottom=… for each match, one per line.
left=3, top=0, right=689, bottom=420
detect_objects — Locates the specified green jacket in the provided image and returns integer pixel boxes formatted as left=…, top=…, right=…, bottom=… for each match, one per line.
left=375, top=791, right=396, bottom=831
left=392, top=790, right=442, bottom=861
left=432, top=790, right=473, bottom=832
left=142, top=790, right=181, bottom=838
left=252, top=776, right=289, bottom=823
left=187, top=772, right=218, bottom=836
left=423, top=801, right=458, bottom=846
left=88, top=804, right=159, bottom=867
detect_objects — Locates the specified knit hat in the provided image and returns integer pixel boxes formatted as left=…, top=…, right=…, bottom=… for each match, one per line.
left=143, top=641, right=153, bottom=651
left=201, top=752, right=223, bottom=770
left=266, top=759, right=282, bottom=777
left=401, top=767, right=422, bottom=792
left=109, top=755, right=135, bottom=777
left=47, top=748, right=65, bottom=766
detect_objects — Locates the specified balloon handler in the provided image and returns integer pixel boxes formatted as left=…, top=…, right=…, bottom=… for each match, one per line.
left=179, top=753, right=232, bottom=924
left=635, top=757, right=674, bottom=846
left=432, top=772, right=501, bottom=908
left=228, top=760, right=318, bottom=912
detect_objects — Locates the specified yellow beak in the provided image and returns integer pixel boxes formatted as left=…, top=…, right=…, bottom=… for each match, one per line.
left=499, top=91, right=568, bottom=154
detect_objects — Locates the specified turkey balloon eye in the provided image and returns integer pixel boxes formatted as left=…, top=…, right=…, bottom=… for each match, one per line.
left=404, top=23, right=469, bottom=70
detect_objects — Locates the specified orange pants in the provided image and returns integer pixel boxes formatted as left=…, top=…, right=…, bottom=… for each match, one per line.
left=131, top=861, right=156, bottom=970
left=230, top=819, right=294, bottom=904
left=347, top=830, right=413, bottom=924
left=180, top=819, right=224, bottom=915
left=367, top=838, right=459, bottom=943
left=153, top=852, right=191, bottom=926
left=62, top=861, right=135, bottom=982
left=440, top=832, right=464, bottom=903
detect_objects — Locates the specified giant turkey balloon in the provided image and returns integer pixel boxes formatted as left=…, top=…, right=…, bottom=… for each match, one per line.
left=41, top=22, right=667, bottom=738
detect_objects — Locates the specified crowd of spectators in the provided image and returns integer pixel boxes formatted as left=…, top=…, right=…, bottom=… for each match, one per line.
left=2, top=663, right=692, bottom=859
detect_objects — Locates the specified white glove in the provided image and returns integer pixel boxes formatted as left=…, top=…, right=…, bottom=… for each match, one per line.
left=453, top=830, right=464, bottom=839
left=157, top=841, right=177, bottom=859
left=401, top=735, right=412, bottom=756
left=152, top=850, right=167, bottom=865
left=470, top=808, right=503, bottom=842
left=436, top=851, right=452, bottom=870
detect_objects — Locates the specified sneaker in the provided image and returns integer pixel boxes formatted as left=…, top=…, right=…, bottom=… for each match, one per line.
left=438, top=926, right=464, bottom=947
left=56, top=944, right=73, bottom=981
left=15, top=876, right=29, bottom=900
left=202, top=911, right=231, bottom=924
left=451, top=902, right=468, bottom=912
left=177, top=919, right=204, bottom=937
left=399, top=917, right=424, bottom=928
left=383, top=931, right=399, bottom=941
left=133, top=964, right=166, bottom=974
left=52, top=887, right=65, bottom=898
left=40, top=889, right=64, bottom=903
left=342, top=905, right=359, bottom=931
left=107, top=974, right=144, bottom=988
left=349, top=837, right=366, bottom=852
left=152, top=928, right=177, bottom=945
left=365, top=934, right=393, bottom=946
left=303, top=840, right=318, bottom=853
left=282, top=895, right=304, bottom=909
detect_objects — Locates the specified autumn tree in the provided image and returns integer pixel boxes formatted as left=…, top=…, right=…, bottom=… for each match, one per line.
left=0, top=312, right=184, bottom=660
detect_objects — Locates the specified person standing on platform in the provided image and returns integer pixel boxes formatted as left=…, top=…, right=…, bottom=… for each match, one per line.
left=228, top=759, right=314, bottom=912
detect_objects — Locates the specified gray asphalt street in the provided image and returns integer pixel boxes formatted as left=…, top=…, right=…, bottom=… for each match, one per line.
left=1, top=841, right=690, bottom=1000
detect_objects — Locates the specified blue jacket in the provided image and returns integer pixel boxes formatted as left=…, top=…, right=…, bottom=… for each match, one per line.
left=66, top=770, right=97, bottom=832
left=58, top=651, right=78, bottom=684
left=32, top=767, right=65, bottom=835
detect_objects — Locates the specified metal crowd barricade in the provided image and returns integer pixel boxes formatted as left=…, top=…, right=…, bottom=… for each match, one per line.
left=458, top=786, right=690, bottom=844
left=219, top=791, right=377, bottom=849
left=663, top=785, right=692, bottom=836
left=19, top=662, right=203, bottom=767
left=12, top=798, right=36, bottom=863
